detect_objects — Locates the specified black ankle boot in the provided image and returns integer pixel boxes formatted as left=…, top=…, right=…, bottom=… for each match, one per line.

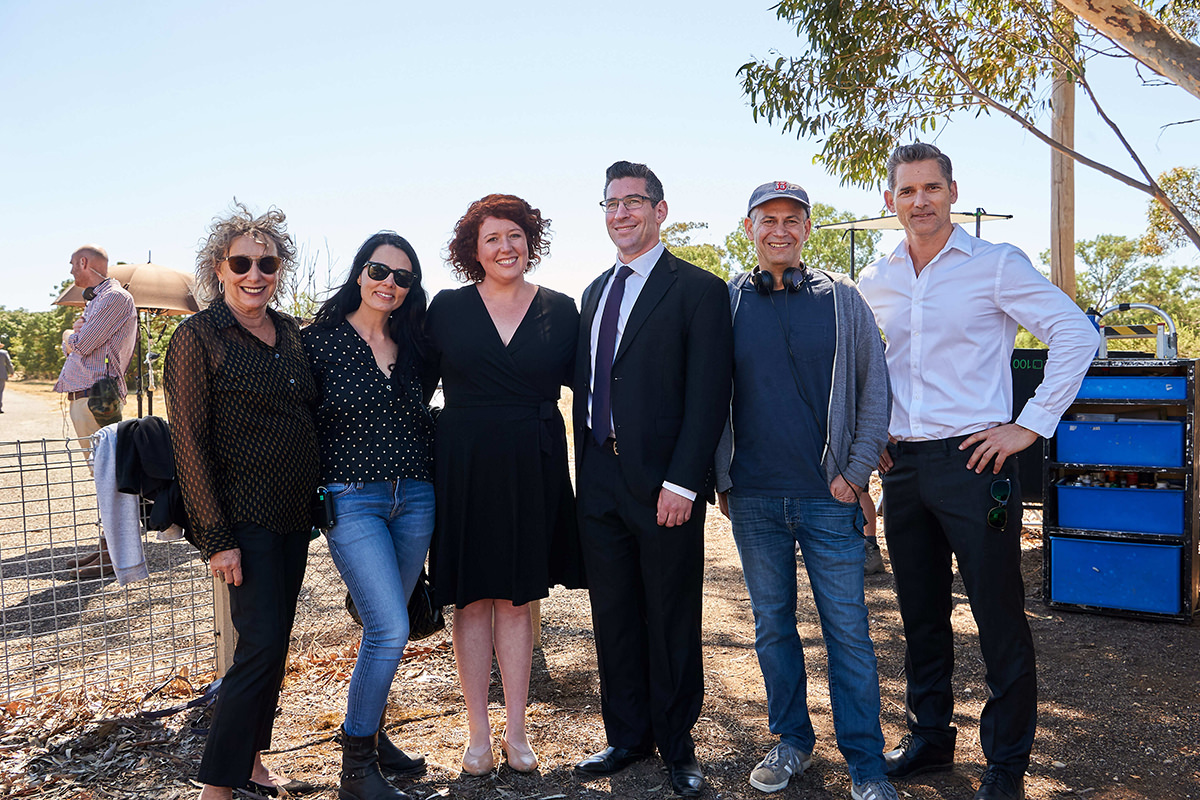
left=338, top=726, right=410, bottom=800
left=377, top=708, right=425, bottom=777
left=377, top=728, right=426, bottom=777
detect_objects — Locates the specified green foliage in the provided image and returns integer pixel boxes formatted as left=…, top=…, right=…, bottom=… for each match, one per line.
left=1039, top=234, right=1145, bottom=311
left=739, top=0, right=1079, bottom=187
left=0, top=280, right=82, bottom=378
left=721, top=203, right=883, bottom=277
left=807, top=203, right=883, bottom=276
left=724, top=225, right=756, bottom=273
left=1151, top=0, right=1200, bottom=38
left=662, top=222, right=730, bottom=280
left=1142, top=166, right=1200, bottom=256
left=739, top=0, right=1200, bottom=253
left=1034, top=233, right=1200, bottom=356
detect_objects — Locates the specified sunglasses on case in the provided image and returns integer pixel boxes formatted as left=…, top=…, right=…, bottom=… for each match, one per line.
left=225, top=255, right=282, bottom=275
left=364, top=261, right=417, bottom=288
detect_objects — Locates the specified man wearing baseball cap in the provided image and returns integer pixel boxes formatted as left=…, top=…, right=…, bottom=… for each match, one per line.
left=714, top=182, right=896, bottom=800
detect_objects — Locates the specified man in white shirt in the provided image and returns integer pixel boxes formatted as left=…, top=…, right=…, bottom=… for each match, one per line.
left=857, top=143, right=1099, bottom=800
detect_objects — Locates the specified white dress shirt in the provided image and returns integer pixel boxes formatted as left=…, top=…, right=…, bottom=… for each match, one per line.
left=587, top=242, right=695, bottom=500
left=857, top=224, right=1099, bottom=441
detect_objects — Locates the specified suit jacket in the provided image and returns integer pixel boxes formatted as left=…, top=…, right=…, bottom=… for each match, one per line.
left=573, top=249, right=733, bottom=506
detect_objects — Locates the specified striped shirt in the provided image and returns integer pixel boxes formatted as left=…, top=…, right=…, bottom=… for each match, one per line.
left=54, top=278, right=137, bottom=399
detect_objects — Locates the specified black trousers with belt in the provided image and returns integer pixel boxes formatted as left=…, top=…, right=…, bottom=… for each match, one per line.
left=198, top=523, right=309, bottom=787
left=577, top=435, right=705, bottom=763
left=881, top=435, right=1037, bottom=774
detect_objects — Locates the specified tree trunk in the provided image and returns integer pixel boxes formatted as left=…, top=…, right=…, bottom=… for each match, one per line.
left=1056, top=0, right=1200, bottom=101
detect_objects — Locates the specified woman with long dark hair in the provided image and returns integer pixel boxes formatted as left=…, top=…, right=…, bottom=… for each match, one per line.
left=302, top=232, right=435, bottom=800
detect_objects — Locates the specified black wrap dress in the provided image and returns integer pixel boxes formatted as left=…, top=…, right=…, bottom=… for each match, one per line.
left=426, top=284, right=584, bottom=608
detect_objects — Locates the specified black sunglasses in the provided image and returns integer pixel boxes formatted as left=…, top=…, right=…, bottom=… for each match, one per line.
left=987, top=477, right=1011, bottom=529
left=364, top=261, right=417, bottom=288
left=225, top=255, right=282, bottom=275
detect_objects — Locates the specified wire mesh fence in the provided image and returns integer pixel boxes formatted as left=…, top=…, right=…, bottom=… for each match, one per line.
left=0, top=437, right=357, bottom=701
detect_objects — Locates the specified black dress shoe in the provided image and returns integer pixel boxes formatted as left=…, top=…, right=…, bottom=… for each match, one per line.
left=884, top=733, right=954, bottom=779
left=667, top=755, right=704, bottom=798
left=974, top=766, right=1025, bottom=800
left=574, top=745, right=654, bottom=776
left=244, top=777, right=317, bottom=797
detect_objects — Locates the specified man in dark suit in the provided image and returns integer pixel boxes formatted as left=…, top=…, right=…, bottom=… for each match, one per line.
left=572, top=160, right=733, bottom=798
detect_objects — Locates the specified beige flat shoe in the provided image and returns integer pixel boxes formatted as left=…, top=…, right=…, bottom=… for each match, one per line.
left=500, top=733, right=538, bottom=773
left=462, top=742, right=495, bottom=776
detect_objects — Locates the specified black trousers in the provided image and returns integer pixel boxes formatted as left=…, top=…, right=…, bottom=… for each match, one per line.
left=881, top=435, right=1036, bottom=773
left=577, top=436, right=705, bottom=763
left=198, top=523, right=309, bottom=787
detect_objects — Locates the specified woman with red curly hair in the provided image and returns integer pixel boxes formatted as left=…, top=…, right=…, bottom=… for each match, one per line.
left=426, top=194, right=584, bottom=776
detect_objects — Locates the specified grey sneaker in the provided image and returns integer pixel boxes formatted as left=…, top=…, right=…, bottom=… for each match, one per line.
left=749, top=742, right=812, bottom=792
left=852, top=779, right=900, bottom=800
left=864, top=538, right=885, bottom=575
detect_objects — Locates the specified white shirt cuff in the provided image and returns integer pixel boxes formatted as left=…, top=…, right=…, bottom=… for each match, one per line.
left=662, top=481, right=697, bottom=503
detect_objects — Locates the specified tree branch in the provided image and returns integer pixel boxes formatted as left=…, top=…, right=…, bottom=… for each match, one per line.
left=1056, top=0, right=1200, bottom=100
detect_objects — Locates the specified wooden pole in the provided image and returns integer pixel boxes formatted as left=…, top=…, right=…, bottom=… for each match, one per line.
left=530, top=600, right=542, bottom=649
left=1051, top=68, right=1077, bottom=299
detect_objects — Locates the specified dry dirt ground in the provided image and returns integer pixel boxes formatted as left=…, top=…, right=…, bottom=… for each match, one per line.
left=2, top=380, right=1198, bottom=799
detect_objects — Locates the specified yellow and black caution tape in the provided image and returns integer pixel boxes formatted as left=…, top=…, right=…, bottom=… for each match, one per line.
left=1102, top=324, right=1159, bottom=337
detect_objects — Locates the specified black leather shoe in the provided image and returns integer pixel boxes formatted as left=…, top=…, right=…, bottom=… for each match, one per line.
left=574, top=745, right=654, bottom=776
left=667, top=755, right=704, bottom=798
left=884, top=733, right=954, bottom=779
left=974, top=766, right=1025, bottom=800
left=244, top=777, right=318, bottom=797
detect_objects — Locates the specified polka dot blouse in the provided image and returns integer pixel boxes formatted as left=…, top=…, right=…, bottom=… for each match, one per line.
left=301, top=320, right=434, bottom=484
left=163, top=298, right=320, bottom=559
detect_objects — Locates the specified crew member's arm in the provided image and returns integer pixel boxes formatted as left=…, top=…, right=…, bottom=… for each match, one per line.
left=68, top=291, right=135, bottom=356
left=961, top=249, right=1101, bottom=473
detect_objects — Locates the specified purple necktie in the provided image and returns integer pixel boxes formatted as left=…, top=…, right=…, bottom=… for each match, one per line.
left=592, top=265, right=634, bottom=445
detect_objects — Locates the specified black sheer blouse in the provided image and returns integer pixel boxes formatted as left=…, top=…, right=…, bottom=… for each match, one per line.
left=164, top=298, right=319, bottom=559
left=302, top=321, right=434, bottom=484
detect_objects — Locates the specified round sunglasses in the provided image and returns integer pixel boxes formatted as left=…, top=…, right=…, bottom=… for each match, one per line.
left=364, top=261, right=417, bottom=288
left=225, top=255, right=282, bottom=275
left=987, top=477, right=1011, bottom=529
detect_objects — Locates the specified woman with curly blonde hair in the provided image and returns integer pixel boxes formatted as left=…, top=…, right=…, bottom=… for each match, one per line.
left=165, top=201, right=319, bottom=800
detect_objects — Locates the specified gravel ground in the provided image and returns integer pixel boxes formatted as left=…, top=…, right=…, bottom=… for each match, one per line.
left=2, top=380, right=1197, bottom=800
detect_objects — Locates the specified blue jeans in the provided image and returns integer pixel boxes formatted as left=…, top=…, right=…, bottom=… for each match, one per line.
left=324, top=479, right=435, bottom=736
left=728, top=493, right=887, bottom=784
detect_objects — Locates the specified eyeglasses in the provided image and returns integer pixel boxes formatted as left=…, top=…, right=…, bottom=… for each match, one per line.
left=364, top=261, right=417, bottom=288
left=987, top=477, right=1011, bottom=529
left=600, top=194, right=654, bottom=213
left=225, top=255, right=282, bottom=275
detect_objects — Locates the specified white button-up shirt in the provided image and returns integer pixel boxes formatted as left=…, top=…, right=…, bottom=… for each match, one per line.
left=857, top=225, right=1099, bottom=441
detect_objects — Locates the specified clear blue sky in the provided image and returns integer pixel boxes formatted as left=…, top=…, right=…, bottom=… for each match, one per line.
left=1, top=1, right=1195, bottom=312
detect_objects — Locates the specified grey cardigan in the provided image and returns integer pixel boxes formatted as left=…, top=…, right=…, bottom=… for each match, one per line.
left=714, top=269, right=892, bottom=493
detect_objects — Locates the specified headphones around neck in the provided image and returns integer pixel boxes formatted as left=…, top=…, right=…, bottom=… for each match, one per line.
left=750, top=265, right=807, bottom=295
left=82, top=277, right=112, bottom=302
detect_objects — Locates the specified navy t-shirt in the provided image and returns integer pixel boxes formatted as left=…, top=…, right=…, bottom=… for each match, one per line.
left=729, top=270, right=835, bottom=498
